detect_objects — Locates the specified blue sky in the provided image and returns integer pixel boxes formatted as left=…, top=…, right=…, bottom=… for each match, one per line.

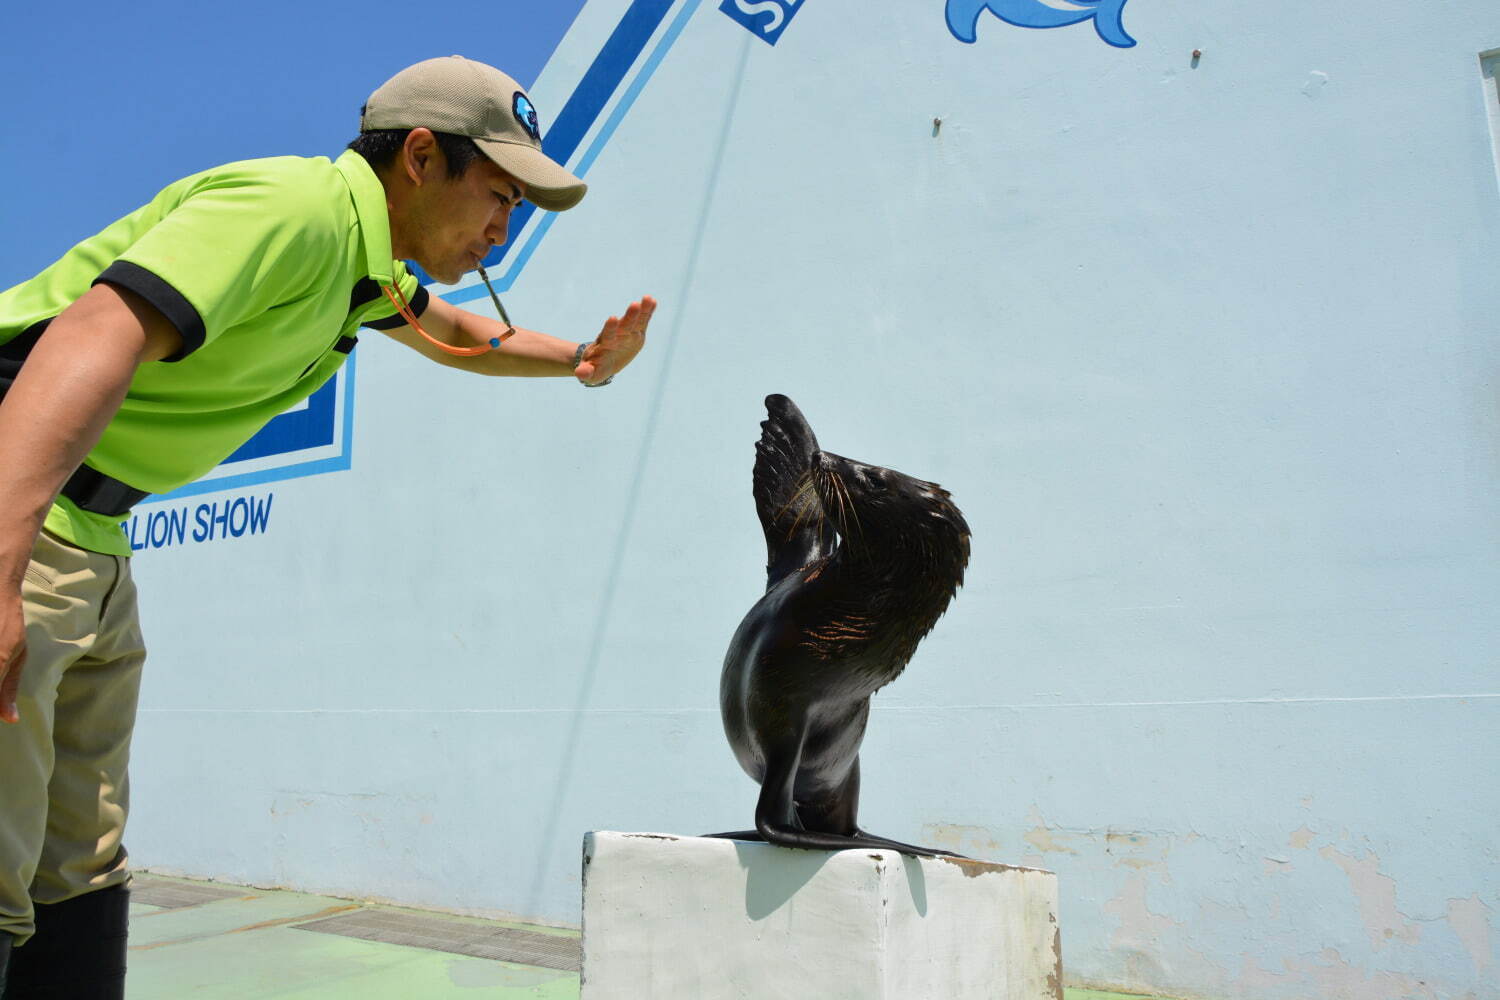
left=1, top=0, right=587, bottom=288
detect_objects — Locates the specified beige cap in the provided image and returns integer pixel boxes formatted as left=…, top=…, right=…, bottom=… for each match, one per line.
left=361, top=56, right=586, bottom=212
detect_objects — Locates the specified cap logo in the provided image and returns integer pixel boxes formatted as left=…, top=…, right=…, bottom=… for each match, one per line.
left=512, top=93, right=541, bottom=140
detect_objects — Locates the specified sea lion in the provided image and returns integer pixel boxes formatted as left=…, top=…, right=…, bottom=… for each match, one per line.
left=711, top=394, right=970, bottom=856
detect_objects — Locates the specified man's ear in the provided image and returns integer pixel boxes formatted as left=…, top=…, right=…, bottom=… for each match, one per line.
left=400, top=128, right=443, bottom=187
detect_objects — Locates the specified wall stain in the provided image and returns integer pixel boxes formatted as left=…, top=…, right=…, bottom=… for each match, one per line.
left=1105, top=871, right=1181, bottom=956
left=920, top=822, right=1002, bottom=857
left=1048, top=923, right=1065, bottom=1000
left=935, top=855, right=1028, bottom=879
left=929, top=814, right=1484, bottom=1000
left=1445, top=895, right=1494, bottom=975
left=1319, top=845, right=1421, bottom=950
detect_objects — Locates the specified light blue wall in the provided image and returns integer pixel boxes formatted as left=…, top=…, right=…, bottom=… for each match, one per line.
left=118, top=1, right=1499, bottom=997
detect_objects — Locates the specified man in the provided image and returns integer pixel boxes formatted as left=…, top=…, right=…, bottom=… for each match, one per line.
left=0, top=55, right=655, bottom=997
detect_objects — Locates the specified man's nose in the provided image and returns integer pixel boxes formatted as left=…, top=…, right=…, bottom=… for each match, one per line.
left=487, top=207, right=512, bottom=246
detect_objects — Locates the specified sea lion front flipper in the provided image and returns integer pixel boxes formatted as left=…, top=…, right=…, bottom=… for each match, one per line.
left=753, top=394, right=835, bottom=587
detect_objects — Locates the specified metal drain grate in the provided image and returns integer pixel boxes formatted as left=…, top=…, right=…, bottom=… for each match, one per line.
left=130, top=876, right=248, bottom=910
left=293, top=908, right=581, bottom=972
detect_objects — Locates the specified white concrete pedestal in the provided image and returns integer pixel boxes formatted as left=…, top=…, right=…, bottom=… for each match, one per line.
left=580, top=831, right=1062, bottom=1000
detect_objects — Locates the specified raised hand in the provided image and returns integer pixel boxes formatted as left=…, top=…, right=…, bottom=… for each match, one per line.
left=575, top=296, right=656, bottom=386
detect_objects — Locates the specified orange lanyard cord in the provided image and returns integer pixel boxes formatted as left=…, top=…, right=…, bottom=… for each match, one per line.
left=381, top=282, right=513, bottom=357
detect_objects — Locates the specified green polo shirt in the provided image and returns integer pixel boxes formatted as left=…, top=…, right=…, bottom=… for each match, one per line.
left=0, top=150, right=423, bottom=556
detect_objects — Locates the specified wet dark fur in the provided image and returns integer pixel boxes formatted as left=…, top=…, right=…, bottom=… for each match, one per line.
left=709, top=395, right=970, bottom=856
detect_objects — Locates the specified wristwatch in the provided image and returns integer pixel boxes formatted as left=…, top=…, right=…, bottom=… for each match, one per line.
left=573, top=341, right=612, bottom=387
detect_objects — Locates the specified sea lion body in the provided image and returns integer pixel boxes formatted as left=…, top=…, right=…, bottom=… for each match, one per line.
left=714, top=395, right=970, bottom=856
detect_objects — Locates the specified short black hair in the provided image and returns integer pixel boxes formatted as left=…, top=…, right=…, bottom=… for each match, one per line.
left=347, top=116, right=484, bottom=179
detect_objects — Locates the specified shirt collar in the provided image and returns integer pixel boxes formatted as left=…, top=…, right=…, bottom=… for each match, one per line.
left=333, top=150, right=397, bottom=287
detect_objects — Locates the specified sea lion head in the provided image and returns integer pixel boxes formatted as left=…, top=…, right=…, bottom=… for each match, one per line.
left=811, top=451, right=970, bottom=561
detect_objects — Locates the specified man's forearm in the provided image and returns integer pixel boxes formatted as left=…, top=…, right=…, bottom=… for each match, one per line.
left=380, top=298, right=581, bottom=376
left=0, top=285, right=180, bottom=583
left=0, top=337, right=137, bottom=583
left=472, top=324, right=580, bottom=376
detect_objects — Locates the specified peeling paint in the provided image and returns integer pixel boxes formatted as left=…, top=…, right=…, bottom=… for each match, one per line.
left=1237, top=953, right=1292, bottom=995
left=1301, top=70, right=1331, bottom=98
left=1237, top=947, right=1442, bottom=999
left=919, top=822, right=1001, bottom=857
left=934, top=855, right=1029, bottom=879
left=927, top=817, right=1482, bottom=998
left=1446, top=895, right=1494, bottom=975
left=1023, top=807, right=1079, bottom=855
left=1298, top=948, right=1436, bottom=1000
left=1048, top=924, right=1064, bottom=1000
left=1319, top=846, right=1421, bottom=950
left=1105, top=872, right=1180, bottom=953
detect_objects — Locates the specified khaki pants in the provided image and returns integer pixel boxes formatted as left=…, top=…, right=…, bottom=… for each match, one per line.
left=0, top=529, right=144, bottom=944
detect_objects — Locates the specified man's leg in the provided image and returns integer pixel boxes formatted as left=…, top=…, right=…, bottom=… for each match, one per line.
left=0, top=532, right=81, bottom=973
left=6, top=886, right=131, bottom=1000
left=4, top=532, right=144, bottom=1000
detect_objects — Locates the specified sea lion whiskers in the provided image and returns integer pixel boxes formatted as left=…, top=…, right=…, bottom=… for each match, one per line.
left=775, top=475, right=818, bottom=520
left=821, top=464, right=864, bottom=545
left=777, top=475, right=821, bottom=542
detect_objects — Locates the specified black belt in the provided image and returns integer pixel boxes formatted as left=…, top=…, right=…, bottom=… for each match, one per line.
left=60, top=465, right=150, bottom=518
left=2, top=372, right=148, bottom=517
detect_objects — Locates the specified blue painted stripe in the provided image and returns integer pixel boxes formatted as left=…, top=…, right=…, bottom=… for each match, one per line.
left=576, top=0, right=704, bottom=181
left=482, top=0, right=677, bottom=270
left=222, top=376, right=336, bottom=463
left=142, top=355, right=358, bottom=505
left=443, top=0, right=705, bottom=306
left=142, top=452, right=353, bottom=503
left=413, top=0, right=677, bottom=288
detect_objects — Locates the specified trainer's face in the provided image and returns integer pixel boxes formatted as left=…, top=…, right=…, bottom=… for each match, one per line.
left=398, top=134, right=526, bottom=284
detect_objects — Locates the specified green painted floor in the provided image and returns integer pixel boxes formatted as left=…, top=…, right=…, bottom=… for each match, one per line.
left=126, top=874, right=580, bottom=999
left=124, top=872, right=1168, bottom=999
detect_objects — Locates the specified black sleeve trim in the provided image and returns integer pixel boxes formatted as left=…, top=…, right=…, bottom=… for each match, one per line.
left=1, top=319, right=50, bottom=398
left=349, top=277, right=382, bottom=312
left=363, top=284, right=430, bottom=330
left=93, top=260, right=206, bottom=362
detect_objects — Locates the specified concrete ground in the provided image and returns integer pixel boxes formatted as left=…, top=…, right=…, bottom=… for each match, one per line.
left=124, top=872, right=1167, bottom=999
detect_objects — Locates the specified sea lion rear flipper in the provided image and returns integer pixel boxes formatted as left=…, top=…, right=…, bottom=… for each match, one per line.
left=754, top=394, right=835, bottom=587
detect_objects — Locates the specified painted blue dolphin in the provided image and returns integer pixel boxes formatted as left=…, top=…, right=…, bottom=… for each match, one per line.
left=946, top=0, right=1136, bottom=48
